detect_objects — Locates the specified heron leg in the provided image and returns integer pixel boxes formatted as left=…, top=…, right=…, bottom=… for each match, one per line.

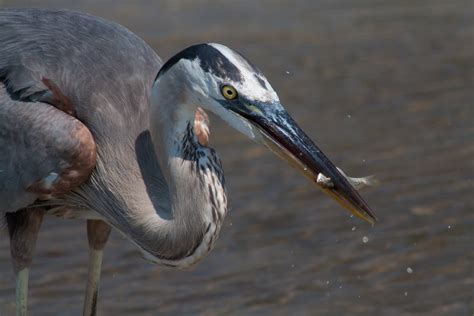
left=83, top=219, right=111, bottom=316
left=6, top=208, right=45, bottom=316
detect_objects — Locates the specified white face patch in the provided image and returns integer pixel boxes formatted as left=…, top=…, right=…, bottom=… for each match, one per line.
left=156, top=43, right=281, bottom=143
left=208, top=43, right=279, bottom=103
left=175, top=58, right=259, bottom=140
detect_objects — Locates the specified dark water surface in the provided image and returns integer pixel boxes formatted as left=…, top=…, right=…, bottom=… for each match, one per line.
left=0, top=1, right=473, bottom=315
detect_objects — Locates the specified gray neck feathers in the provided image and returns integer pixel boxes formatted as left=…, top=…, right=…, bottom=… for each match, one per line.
left=69, top=69, right=227, bottom=266
left=126, top=72, right=227, bottom=263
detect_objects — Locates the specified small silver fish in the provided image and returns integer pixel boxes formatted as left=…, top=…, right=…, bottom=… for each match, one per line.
left=317, top=168, right=379, bottom=190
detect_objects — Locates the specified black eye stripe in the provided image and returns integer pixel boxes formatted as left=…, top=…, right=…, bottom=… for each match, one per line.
left=156, top=44, right=244, bottom=82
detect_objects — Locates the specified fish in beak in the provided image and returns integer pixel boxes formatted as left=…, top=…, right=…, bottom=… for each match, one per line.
left=229, top=100, right=378, bottom=224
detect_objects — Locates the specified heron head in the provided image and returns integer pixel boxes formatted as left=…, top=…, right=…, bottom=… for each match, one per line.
left=155, top=43, right=376, bottom=224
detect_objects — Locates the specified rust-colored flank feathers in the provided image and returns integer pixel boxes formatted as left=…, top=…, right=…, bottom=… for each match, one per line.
left=27, top=79, right=97, bottom=199
left=41, top=77, right=77, bottom=117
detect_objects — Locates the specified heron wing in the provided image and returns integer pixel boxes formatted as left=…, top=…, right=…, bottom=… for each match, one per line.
left=0, top=10, right=108, bottom=213
left=0, top=82, right=97, bottom=213
left=0, top=9, right=162, bottom=219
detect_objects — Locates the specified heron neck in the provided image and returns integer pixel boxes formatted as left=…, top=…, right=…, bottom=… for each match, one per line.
left=126, top=76, right=227, bottom=266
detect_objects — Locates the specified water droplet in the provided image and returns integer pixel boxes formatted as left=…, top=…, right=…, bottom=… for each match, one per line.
left=339, top=285, right=343, bottom=289
left=285, top=70, right=291, bottom=75
left=448, top=225, right=451, bottom=229
left=362, top=236, right=369, bottom=243
left=362, top=159, right=366, bottom=163
left=350, top=214, right=354, bottom=218
left=291, top=264, right=295, bottom=268
left=347, top=114, right=352, bottom=118
left=406, top=267, right=413, bottom=274
left=299, top=152, right=303, bottom=156
left=404, top=292, right=408, bottom=296
left=358, top=295, right=361, bottom=299
left=352, top=226, right=356, bottom=231
left=303, top=167, right=308, bottom=171
left=326, top=280, right=330, bottom=285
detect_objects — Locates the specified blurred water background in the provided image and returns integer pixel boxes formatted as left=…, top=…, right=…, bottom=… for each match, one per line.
left=0, top=0, right=473, bottom=315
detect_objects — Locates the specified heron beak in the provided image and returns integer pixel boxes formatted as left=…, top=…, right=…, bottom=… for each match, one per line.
left=234, top=102, right=377, bottom=224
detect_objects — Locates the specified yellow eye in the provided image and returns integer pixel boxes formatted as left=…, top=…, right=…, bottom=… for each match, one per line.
left=221, top=85, right=238, bottom=100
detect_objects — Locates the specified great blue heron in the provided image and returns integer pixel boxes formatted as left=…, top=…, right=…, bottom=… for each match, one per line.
left=0, top=8, right=377, bottom=316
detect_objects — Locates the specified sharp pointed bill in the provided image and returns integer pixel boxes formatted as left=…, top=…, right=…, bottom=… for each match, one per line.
left=155, top=42, right=377, bottom=224
left=221, top=99, right=377, bottom=224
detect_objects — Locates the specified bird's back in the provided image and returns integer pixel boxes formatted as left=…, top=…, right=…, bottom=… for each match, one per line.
left=0, top=9, right=163, bottom=213
left=0, top=9, right=162, bottom=136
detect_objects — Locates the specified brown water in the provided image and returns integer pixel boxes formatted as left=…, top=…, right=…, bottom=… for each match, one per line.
left=0, top=1, right=473, bottom=315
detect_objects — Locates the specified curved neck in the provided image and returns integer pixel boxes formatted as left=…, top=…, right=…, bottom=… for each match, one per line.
left=124, top=74, right=227, bottom=267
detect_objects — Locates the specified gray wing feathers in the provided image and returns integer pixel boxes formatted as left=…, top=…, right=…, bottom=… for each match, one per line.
left=0, top=65, right=49, bottom=102
left=0, top=88, right=96, bottom=212
left=0, top=8, right=162, bottom=139
left=0, top=9, right=162, bottom=213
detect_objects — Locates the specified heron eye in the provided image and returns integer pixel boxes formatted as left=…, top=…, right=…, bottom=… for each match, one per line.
left=221, top=85, right=238, bottom=100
